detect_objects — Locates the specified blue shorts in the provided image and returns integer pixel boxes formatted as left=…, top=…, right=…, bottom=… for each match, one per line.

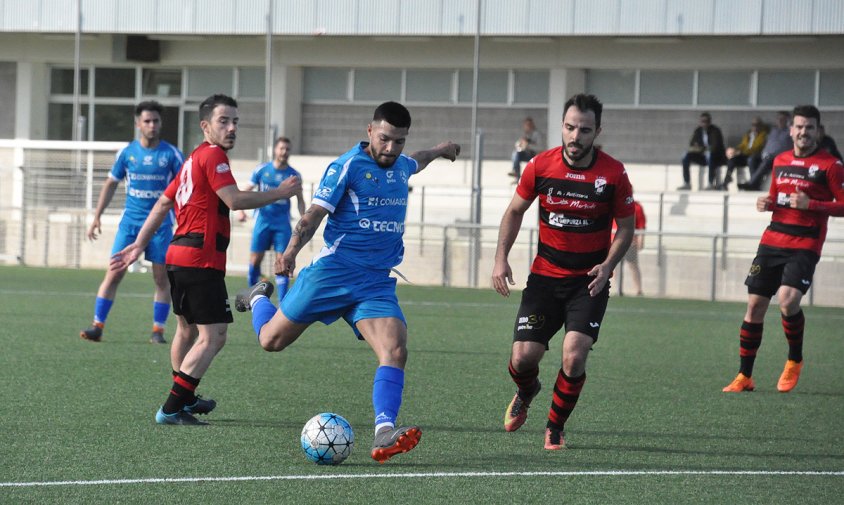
left=251, top=219, right=292, bottom=254
left=280, top=257, right=406, bottom=338
left=111, top=220, right=172, bottom=264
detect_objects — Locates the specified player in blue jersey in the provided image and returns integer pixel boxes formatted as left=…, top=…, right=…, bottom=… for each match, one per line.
left=80, top=101, right=184, bottom=344
left=234, top=101, right=459, bottom=463
left=237, top=136, right=305, bottom=299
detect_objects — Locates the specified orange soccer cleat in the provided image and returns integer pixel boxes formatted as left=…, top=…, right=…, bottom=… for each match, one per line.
left=544, top=427, right=566, bottom=450
left=722, top=372, right=755, bottom=392
left=371, top=425, right=422, bottom=463
left=503, top=383, right=541, bottom=432
left=777, top=360, right=803, bottom=393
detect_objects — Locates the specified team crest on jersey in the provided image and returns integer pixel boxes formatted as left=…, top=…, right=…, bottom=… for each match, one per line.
left=594, top=177, right=607, bottom=195
left=215, top=163, right=231, bottom=173
left=808, top=165, right=819, bottom=179
left=159, top=156, right=168, bottom=168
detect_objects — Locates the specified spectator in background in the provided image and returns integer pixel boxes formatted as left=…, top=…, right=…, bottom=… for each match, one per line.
left=722, top=117, right=767, bottom=190
left=613, top=200, right=647, bottom=296
left=509, top=117, right=543, bottom=179
left=740, top=111, right=792, bottom=191
left=818, top=124, right=843, bottom=162
left=678, top=112, right=726, bottom=191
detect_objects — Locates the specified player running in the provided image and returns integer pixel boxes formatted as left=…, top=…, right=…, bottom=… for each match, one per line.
left=237, top=136, right=305, bottom=299
left=722, top=104, right=844, bottom=394
left=111, top=94, right=301, bottom=425
left=80, top=101, right=183, bottom=344
left=235, top=101, right=460, bottom=463
left=492, top=94, right=635, bottom=450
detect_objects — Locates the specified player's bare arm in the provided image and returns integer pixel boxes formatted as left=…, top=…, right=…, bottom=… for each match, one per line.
left=410, top=142, right=461, bottom=172
left=110, top=194, right=174, bottom=271
left=588, top=215, right=633, bottom=297
left=236, top=182, right=257, bottom=222
left=88, top=177, right=120, bottom=241
left=492, top=193, right=532, bottom=297
left=296, top=189, right=306, bottom=217
left=277, top=204, right=329, bottom=276
left=216, top=177, right=302, bottom=211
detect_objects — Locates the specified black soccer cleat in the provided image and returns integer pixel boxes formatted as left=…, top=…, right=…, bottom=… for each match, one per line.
left=183, top=395, right=217, bottom=415
left=80, top=323, right=104, bottom=342
left=234, top=281, right=274, bottom=312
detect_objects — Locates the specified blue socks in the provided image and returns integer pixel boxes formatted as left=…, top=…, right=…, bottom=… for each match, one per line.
left=248, top=264, right=261, bottom=287
left=251, top=297, right=277, bottom=338
left=153, top=301, right=170, bottom=328
left=275, top=275, right=289, bottom=300
left=373, top=365, right=404, bottom=433
left=93, top=297, right=114, bottom=324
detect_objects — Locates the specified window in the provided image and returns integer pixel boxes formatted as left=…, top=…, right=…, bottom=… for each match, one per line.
left=142, top=68, right=181, bottom=97
left=238, top=68, right=265, bottom=98
left=187, top=67, right=233, bottom=98
left=406, top=69, right=453, bottom=102
left=354, top=69, right=402, bottom=102
left=50, top=68, right=89, bottom=95
left=513, top=70, right=549, bottom=104
left=698, top=71, right=751, bottom=106
left=93, top=104, right=134, bottom=141
left=303, top=68, right=349, bottom=101
left=585, top=70, right=635, bottom=105
left=757, top=71, right=815, bottom=106
left=47, top=103, right=76, bottom=140
left=819, top=70, right=844, bottom=106
left=458, top=69, right=507, bottom=103
left=639, top=70, right=693, bottom=105
left=94, top=68, right=134, bottom=98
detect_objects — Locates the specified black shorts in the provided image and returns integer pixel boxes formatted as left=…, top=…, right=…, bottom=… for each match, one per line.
left=513, top=273, right=610, bottom=349
left=167, top=267, right=233, bottom=325
left=744, top=245, right=819, bottom=298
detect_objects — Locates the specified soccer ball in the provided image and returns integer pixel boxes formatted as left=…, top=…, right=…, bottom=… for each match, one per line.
left=300, top=413, right=354, bottom=465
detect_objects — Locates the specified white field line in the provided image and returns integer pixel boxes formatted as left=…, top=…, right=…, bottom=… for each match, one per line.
left=2, top=470, right=843, bottom=488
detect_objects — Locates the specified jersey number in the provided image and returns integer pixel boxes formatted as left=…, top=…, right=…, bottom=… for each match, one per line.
left=174, top=158, right=194, bottom=207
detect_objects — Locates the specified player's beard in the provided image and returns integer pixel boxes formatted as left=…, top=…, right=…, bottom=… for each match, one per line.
left=564, top=141, right=593, bottom=163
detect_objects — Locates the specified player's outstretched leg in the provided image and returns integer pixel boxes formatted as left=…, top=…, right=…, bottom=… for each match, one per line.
left=371, top=425, right=422, bottom=463
left=235, top=281, right=274, bottom=312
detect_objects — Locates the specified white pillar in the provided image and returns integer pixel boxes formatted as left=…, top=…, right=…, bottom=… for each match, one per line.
left=547, top=67, right=585, bottom=150
left=270, top=61, right=303, bottom=152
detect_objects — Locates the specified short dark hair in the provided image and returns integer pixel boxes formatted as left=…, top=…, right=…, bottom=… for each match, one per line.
left=564, top=94, right=603, bottom=128
left=792, top=104, right=820, bottom=124
left=274, top=136, right=291, bottom=147
left=135, top=101, right=163, bottom=117
left=199, top=94, right=238, bottom=122
left=373, top=101, right=411, bottom=129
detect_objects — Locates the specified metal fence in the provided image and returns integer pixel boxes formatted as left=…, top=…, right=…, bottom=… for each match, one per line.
left=1, top=142, right=843, bottom=307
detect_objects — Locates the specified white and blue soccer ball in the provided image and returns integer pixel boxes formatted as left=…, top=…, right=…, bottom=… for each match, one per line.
left=300, top=412, right=354, bottom=465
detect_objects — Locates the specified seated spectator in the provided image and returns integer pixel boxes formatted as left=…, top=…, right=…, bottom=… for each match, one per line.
left=739, top=111, right=792, bottom=191
left=509, top=117, right=543, bottom=179
left=722, top=116, right=767, bottom=190
left=678, top=112, right=726, bottom=190
left=818, top=124, right=843, bottom=161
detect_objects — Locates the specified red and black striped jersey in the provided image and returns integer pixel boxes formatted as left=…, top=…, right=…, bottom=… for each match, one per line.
left=762, top=148, right=844, bottom=255
left=164, top=142, right=237, bottom=271
left=516, top=147, right=634, bottom=278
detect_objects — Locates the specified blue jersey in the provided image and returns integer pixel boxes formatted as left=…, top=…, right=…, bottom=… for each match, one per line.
left=249, top=162, right=301, bottom=230
left=312, top=142, right=418, bottom=269
left=111, top=140, right=183, bottom=226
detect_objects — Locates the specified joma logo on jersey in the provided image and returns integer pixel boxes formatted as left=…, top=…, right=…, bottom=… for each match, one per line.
left=565, top=172, right=586, bottom=180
